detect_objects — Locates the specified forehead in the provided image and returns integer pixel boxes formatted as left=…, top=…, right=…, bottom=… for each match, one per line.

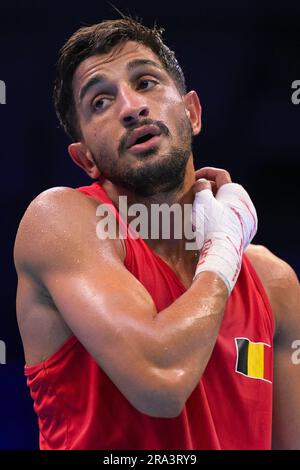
left=73, top=41, right=164, bottom=92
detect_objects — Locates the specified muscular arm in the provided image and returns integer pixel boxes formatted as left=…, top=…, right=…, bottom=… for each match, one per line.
left=246, top=245, right=300, bottom=449
left=15, top=187, right=227, bottom=418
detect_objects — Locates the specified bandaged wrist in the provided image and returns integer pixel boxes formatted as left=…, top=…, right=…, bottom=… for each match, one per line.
left=194, top=234, right=242, bottom=294
left=192, top=183, right=257, bottom=294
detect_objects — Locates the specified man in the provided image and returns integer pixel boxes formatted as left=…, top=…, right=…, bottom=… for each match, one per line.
left=14, top=17, right=300, bottom=450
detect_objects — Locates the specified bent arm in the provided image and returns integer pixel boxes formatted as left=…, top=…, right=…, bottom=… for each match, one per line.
left=15, top=188, right=227, bottom=418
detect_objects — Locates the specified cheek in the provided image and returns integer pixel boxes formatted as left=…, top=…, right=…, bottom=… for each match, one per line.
left=157, top=90, right=186, bottom=125
left=85, top=124, right=118, bottom=158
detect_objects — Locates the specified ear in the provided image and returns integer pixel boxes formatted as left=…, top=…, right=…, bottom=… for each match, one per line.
left=183, top=90, right=202, bottom=136
left=68, top=142, right=101, bottom=179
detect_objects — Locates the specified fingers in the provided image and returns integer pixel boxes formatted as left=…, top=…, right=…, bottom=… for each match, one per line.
left=210, top=181, right=218, bottom=196
left=193, top=178, right=212, bottom=195
left=195, top=167, right=232, bottom=189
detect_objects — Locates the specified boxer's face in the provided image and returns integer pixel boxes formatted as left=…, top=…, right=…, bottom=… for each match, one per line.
left=69, top=41, right=201, bottom=196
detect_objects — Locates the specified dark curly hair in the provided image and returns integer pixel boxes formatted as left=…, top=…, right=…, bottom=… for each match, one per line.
left=53, top=16, right=186, bottom=141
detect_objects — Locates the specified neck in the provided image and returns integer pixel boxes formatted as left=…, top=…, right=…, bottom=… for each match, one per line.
left=101, top=157, right=197, bottom=261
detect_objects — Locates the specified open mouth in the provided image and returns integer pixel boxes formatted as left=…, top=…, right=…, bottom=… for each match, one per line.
left=126, top=124, right=162, bottom=151
left=134, top=134, right=155, bottom=145
left=129, top=134, right=161, bottom=153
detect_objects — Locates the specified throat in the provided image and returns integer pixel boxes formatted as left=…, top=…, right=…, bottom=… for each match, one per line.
left=154, top=248, right=199, bottom=290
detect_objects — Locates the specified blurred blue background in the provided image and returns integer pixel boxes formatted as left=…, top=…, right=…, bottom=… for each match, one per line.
left=0, top=0, right=299, bottom=449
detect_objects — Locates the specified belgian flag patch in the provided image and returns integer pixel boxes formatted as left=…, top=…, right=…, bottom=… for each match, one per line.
left=235, top=338, right=272, bottom=383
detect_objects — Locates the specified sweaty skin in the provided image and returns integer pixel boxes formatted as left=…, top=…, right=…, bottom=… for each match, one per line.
left=14, top=41, right=300, bottom=447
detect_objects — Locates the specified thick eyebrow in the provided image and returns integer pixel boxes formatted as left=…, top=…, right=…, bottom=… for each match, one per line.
left=79, top=59, right=163, bottom=102
left=126, top=58, right=164, bottom=72
left=79, top=74, right=108, bottom=102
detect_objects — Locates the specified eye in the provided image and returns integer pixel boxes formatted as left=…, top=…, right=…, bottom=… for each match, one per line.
left=137, top=79, right=158, bottom=91
left=92, top=97, right=111, bottom=112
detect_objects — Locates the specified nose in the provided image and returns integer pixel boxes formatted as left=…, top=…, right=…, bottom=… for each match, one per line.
left=118, top=84, right=149, bottom=127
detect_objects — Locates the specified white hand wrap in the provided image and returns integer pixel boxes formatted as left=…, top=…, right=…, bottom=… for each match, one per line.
left=192, top=183, right=258, bottom=294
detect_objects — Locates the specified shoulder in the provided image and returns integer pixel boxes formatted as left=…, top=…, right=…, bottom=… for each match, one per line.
left=245, top=244, right=296, bottom=292
left=16, top=186, right=99, bottom=229
left=15, top=186, right=96, bottom=233
left=14, top=186, right=124, bottom=276
left=245, top=244, right=300, bottom=340
left=14, top=187, right=93, bottom=264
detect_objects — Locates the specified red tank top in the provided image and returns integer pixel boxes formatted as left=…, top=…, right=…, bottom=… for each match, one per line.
left=25, top=182, right=274, bottom=450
